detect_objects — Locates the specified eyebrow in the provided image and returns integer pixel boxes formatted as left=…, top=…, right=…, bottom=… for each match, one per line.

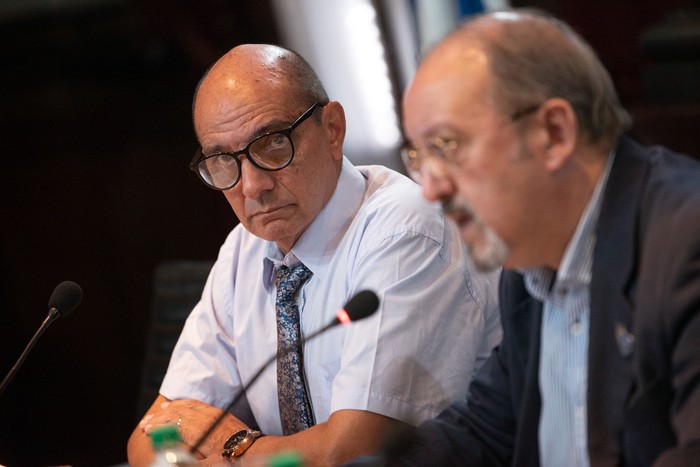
left=203, top=117, right=293, bottom=155
left=254, top=118, right=290, bottom=138
left=413, top=125, right=462, bottom=145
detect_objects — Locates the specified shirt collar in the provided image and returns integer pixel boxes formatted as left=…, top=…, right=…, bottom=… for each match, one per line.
left=262, top=156, right=366, bottom=290
left=523, top=149, right=616, bottom=301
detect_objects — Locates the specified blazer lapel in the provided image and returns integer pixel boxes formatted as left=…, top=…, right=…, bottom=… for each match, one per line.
left=501, top=271, right=544, bottom=466
left=587, top=137, right=649, bottom=465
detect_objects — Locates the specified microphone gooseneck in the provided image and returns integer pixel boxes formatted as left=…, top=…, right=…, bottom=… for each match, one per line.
left=0, top=281, right=83, bottom=397
left=189, top=290, right=380, bottom=455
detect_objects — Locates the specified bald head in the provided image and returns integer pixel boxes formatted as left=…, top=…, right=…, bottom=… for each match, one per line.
left=190, top=44, right=346, bottom=253
left=193, top=44, right=329, bottom=127
left=419, top=9, right=630, bottom=149
left=208, top=44, right=293, bottom=93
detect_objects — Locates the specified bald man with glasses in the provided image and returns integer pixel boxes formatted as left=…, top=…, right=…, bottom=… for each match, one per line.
left=127, top=44, right=501, bottom=466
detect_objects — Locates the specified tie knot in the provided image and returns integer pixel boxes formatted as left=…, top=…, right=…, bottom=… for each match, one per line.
left=275, top=263, right=312, bottom=298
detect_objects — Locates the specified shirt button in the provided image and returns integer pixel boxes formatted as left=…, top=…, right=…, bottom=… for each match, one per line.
left=571, top=321, right=583, bottom=335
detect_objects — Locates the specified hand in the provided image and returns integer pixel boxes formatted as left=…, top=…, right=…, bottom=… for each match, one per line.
left=138, top=398, right=247, bottom=458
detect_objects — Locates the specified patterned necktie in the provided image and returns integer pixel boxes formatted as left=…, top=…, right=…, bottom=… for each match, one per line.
left=274, top=263, right=314, bottom=434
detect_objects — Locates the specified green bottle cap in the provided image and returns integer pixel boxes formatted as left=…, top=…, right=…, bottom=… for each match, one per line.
left=267, top=451, right=303, bottom=467
left=150, top=424, right=182, bottom=450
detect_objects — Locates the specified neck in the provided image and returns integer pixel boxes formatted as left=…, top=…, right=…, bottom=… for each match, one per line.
left=540, top=146, right=609, bottom=270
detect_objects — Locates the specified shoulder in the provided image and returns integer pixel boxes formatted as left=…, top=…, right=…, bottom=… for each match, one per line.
left=624, top=141, right=700, bottom=313
left=645, top=145, right=700, bottom=208
left=610, top=138, right=700, bottom=233
left=635, top=143, right=700, bottom=239
left=618, top=137, right=700, bottom=204
left=354, top=164, right=446, bottom=242
left=349, top=165, right=487, bottom=294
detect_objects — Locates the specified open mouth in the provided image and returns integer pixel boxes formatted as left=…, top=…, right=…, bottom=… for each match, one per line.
left=451, top=209, right=474, bottom=229
left=443, top=198, right=474, bottom=227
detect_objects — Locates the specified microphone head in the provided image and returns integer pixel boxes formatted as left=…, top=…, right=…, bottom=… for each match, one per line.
left=48, top=280, right=83, bottom=318
left=344, top=290, right=379, bottom=322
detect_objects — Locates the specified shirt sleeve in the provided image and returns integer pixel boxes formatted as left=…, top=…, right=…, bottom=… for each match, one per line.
left=158, top=236, right=257, bottom=427
left=329, top=219, right=501, bottom=425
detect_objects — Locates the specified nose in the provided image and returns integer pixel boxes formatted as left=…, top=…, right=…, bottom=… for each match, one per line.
left=239, top=157, right=275, bottom=198
left=420, top=163, right=455, bottom=203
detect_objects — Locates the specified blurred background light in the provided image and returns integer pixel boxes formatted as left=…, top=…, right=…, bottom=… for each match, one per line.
left=271, top=0, right=403, bottom=169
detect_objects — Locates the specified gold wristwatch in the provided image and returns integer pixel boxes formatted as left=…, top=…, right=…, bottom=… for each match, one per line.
left=221, top=429, right=262, bottom=461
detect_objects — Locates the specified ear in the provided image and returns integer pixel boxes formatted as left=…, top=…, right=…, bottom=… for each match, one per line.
left=322, top=101, right=346, bottom=161
left=533, top=98, right=578, bottom=172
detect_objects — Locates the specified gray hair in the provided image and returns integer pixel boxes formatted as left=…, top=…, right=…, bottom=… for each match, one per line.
left=445, top=9, right=631, bottom=148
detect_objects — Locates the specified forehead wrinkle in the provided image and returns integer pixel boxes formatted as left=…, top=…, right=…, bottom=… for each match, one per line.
left=405, top=76, right=477, bottom=140
left=406, top=41, right=497, bottom=132
left=199, top=103, right=299, bottom=154
left=195, top=47, right=301, bottom=152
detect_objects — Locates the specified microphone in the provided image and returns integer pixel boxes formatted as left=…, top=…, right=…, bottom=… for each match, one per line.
left=0, top=281, right=83, bottom=397
left=189, top=290, right=380, bottom=454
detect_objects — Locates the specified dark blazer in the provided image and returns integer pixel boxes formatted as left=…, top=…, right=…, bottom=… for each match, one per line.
left=390, top=137, right=700, bottom=466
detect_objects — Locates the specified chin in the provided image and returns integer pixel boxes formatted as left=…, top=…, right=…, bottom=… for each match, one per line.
left=469, top=248, right=506, bottom=272
left=468, top=227, right=509, bottom=272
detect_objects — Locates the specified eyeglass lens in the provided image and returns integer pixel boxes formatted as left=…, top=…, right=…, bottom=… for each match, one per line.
left=197, top=132, right=294, bottom=189
left=194, top=103, right=324, bottom=190
left=199, top=153, right=241, bottom=189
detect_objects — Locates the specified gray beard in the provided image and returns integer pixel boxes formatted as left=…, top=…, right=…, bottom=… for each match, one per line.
left=468, top=221, right=509, bottom=272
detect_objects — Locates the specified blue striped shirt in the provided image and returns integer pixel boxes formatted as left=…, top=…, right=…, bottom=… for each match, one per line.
left=522, top=152, right=615, bottom=467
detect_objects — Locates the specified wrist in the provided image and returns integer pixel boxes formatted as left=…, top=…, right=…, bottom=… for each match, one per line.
left=221, top=429, right=262, bottom=462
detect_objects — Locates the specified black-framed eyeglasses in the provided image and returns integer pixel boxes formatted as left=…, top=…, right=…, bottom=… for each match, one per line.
left=400, top=103, right=541, bottom=183
left=190, top=102, right=326, bottom=190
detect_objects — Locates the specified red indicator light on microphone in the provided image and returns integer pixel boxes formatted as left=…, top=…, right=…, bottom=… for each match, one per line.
left=336, top=308, right=351, bottom=325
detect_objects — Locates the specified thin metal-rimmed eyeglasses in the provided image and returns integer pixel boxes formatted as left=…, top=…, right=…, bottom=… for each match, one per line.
left=190, top=102, right=326, bottom=190
left=400, top=104, right=541, bottom=183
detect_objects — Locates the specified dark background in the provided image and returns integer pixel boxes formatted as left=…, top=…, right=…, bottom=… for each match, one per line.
left=0, top=1, right=698, bottom=465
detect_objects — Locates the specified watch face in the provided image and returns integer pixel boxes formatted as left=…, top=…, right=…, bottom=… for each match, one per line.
left=223, top=430, right=248, bottom=450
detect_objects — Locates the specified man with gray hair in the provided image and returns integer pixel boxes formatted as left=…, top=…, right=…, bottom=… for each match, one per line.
left=390, top=8, right=700, bottom=466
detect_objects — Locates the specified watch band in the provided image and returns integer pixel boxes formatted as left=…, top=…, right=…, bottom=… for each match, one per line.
left=222, top=429, right=262, bottom=461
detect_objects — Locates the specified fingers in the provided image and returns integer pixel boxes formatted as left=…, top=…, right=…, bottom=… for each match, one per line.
left=138, top=413, right=154, bottom=431
left=137, top=399, right=222, bottom=436
left=137, top=401, right=177, bottom=433
left=135, top=398, right=246, bottom=458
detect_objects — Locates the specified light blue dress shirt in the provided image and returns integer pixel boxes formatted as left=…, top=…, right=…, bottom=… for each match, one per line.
left=161, top=157, right=502, bottom=435
left=522, top=152, right=614, bottom=467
